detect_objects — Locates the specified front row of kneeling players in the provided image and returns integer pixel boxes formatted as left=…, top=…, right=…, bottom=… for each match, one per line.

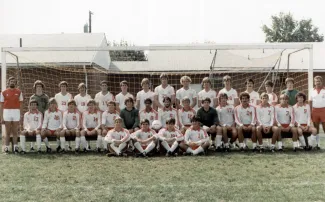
left=20, top=90, right=317, bottom=155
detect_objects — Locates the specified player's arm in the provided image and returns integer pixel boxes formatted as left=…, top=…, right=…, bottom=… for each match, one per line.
left=289, top=107, right=295, bottom=127
left=184, top=129, right=191, bottom=145
left=234, top=106, right=243, bottom=126
left=120, top=130, right=130, bottom=143
left=275, top=107, right=281, bottom=127
left=104, top=131, right=113, bottom=143
left=213, top=109, right=220, bottom=126
left=178, top=110, right=184, bottom=128
left=82, top=112, right=88, bottom=131
left=37, top=113, right=43, bottom=131
left=23, top=113, right=29, bottom=131
left=269, top=107, right=275, bottom=127
left=101, top=112, right=106, bottom=130
left=251, top=106, right=256, bottom=126
left=135, top=92, right=140, bottom=109
left=194, top=130, right=209, bottom=145
left=59, top=111, right=63, bottom=129
left=170, top=87, right=176, bottom=106
left=62, top=112, right=68, bottom=130
left=75, top=113, right=81, bottom=130
left=307, top=104, right=311, bottom=126
left=131, top=109, right=140, bottom=130
left=94, top=112, right=101, bottom=130
left=191, top=91, right=198, bottom=108
left=175, top=129, right=184, bottom=142
left=42, top=111, right=48, bottom=131
left=255, top=107, right=262, bottom=126
left=19, top=92, right=24, bottom=123
left=157, top=129, right=167, bottom=141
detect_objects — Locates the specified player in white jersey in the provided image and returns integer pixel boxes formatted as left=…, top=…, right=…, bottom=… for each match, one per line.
left=94, top=80, right=115, bottom=112
left=264, top=80, right=278, bottom=106
left=158, top=118, right=184, bottom=156
left=74, top=83, right=92, bottom=114
left=80, top=100, right=103, bottom=153
left=217, top=75, right=239, bottom=106
left=154, top=73, right=175, bottom=109
left=158, top=97, right=179, bottom=128
left=234, top=92, right=257, bottom=151
left=309, top=76, right=325, bottom=149
left=20, top=100, right=43, bottom=154
left=104, top=117, right=130, bottom=157
left=41, top=98, right=62, bottom=153
left=102, top=101, right=120, bottom=135
left=132, top=119, right=157, bottom=157
left=294, top=92, right=317, bottom=149
left=54, top=81, right=73, bottom=112
left=275, top=94, right=298, bottom=151
left=139, top=98, right=158, bottom=127
left=176, top=76, right=197, bottom=109
left=198, top=77, right=218, bottom=108
left=256, top=93, right=279, bottom=152
left=115, top=80, right=134, bottom=111
left=178, top=97, right=196, bottom=134
left=60, top=100, right=81, bottom=153
left=136, top=78, right=155, bottom=111
left=216, top=93, right=237, bottom=152
left=179, top=116, right=210, bottom=155
left=244, top=78, right=260, bottom=107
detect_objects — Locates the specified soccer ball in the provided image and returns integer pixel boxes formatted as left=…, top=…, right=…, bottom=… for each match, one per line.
left=151, top=120, right=162, bottom=130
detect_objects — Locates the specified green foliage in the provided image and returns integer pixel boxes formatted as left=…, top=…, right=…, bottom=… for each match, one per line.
left=108, top=39, right=147, bottom=61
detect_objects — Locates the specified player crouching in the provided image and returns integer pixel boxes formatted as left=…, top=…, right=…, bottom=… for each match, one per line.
left=104, top=117, right=130, bottom=157
left=20, top=100, right=43, bottom=154
left=132, top=119, right=158, bottom=157
left=158, top=118, right=184, bottom=157
left=41, top=98, right=62, bottom=153
left=179, top=116, right=210, bottom=155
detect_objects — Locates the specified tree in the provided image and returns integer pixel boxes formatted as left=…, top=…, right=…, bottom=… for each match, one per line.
left=108, top=39, right=147, bottom=61
left=262, top=12, right=324, bottom=42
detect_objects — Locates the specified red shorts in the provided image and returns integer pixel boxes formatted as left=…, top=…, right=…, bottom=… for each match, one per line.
left=190, top=145, right=199, bottom=150
left=281, top=124, right=289, bottom=128
left=105, top=127, right=114, bottom=131
left=300, top=124, right=307, bottom=127
left=312, top=108, right=325, bottom=123
left=87, top=128, right=95, bottom=131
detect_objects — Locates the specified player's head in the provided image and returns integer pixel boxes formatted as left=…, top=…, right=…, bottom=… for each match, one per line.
left=100, top=80, right=109, bottom=92
left=245, top=78, right=254, bottom=89
left=260, top=92, right=269, bottom=104
left=163, top=96, right=171, bottom=108
left=202, top=97, right=211, bottom=108
left=58, top=81, right=68, bottom=92
left=68, top=99, right=77, bottom=111
left=285, top=78, right=294, bottom=90
left=314, top=76, right=323, bottom=88
left=114, top=117, right=123, bottom=128
left=166, top=118, right=176, bottom=130
left=87, top=99, right=96, bottom=111
left=141, top=78, right=150, bottom=89
left=239, top=92, right=250, bottom=105
left=144, top=98, right=152, bottom=108
left=191, top=115, right=201, bottom=128
left=279, top=94, right=289, bottom=105
left=33, top=80, right=45, bottom=92
left=180, top=76, right=191, bottom=87
left=29, top=99, right=38, bottom=110
left=160, top=73, right=168, bottom=85
left=265, top=80, right=274, bottom=92
left=223, top=75, right=231, bottom=87
left=48, top=98, right=58, bottom=110
left=182, top=96, right=190, bottom=107
left=8, top=77, right=16, bottom=88
left=295, top=91, right=306, bottom=103
left=120, top=80, right=128, bottom=92
left=202, top=77, right=212, bottom=89
left=218, top=93, right=228, bottom=106
left=124, top=97, right=134, bottom=108
left=78, top=83, right=87, bottom=93
left=107, top=101, right=116, bottom=112
left=140, top=119, right=150, bottom=130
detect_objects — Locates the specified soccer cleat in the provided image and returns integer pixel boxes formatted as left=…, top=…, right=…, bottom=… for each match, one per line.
left=46, top=147, right=52, bottom=153
left=83, top=148, right=88, bottom=153
left=240, top=147, right=245, bottom=152
left=316, top=145, right=321, bottom=150
left=4, top=147, right=9, bottom=154
left=20, top=151, right=26, bottom=155
left=56, top=146, right=61, bottom=153
left=107, top=152, right=116, bottom=157
left=224, top=147, right=230, bottom=152
left=37, top=149, right=42, bottom=154
left=259, top=148, right=264, bottom=153
left=95, top=147, right=101, bottom=153
left=278, top=148, right=284, bottom=152
left=103, top=149, right=108, bottom=154
left=216, top=147, right=223, bottom=152
left=60, top=149, right=66, bottom=154
left=121, top=152, right=128, bottom=157
left=293, top=147, right=297, bottom=152
left=305, top=146, right=312, bottom=151
left=173, top=152, right=178, bottom=157
left=252, top=147, right=258, bottom=152
left=209, top=144, right=216, bottom=151
left=14, top=147, right=19, bottom=154
left=165, top=151, right=172, bottom=157
left=30, top=147, right=35, bottom=152
left=75, top=148, right=80, bottom=154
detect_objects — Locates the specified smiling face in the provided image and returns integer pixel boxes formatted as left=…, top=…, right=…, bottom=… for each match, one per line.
left=30, top=102, right=38, bottom=111
left=314, top=78, right=323, bottom=88
left=261, top=96, right=269, bottom=105
left=101, top=83, right=108, bottom=92
left=286, top=81, right=294, bottom=90
left=9, top=79, right=16, bottom=88
left=68, top=103, right=76, bottom=112
left=279, top=95, right=288, bottom=105
left=141, top=122, right=150, bottom=130
left=79, top=86, right=86, bottom=94
left=161, top=78, right=168, bottom=86
left=240, top=96, right=249, bottom=106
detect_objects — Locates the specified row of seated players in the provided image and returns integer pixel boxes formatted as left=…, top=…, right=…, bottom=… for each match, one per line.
left=19, top=89, right=316, bottom=155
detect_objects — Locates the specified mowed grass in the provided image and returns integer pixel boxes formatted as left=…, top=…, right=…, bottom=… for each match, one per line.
left=1, top=139, right=325, bottom=202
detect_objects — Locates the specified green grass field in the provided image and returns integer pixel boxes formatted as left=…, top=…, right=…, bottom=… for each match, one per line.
left=1, top=138, right=325, bottom=202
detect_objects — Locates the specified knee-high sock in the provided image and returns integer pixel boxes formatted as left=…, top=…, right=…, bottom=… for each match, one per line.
left=30, top=142, right=35, bottom=148
left=80, top=136, right=87, bottom=149
left=110, top=143, right=121, bottom=155
left=170, top=141, right=179, bottom=153
left=316, top=134, right=320, bottom=146
left=102, top=137, right=108, bottom=150
left=161, top=140, right=171, bottom=151
left=20, top=135, right=26, bottom=151
left=298, top=136, right=306, bottom=147
left=216, top=135, right=222, bottom=147
left=118, top=142, right=127, bottom=151
left=144, top=141, right=156, bottom=154
left=36, top=134, right=42, bottom=150
left=75, top=137, right=81, bottom=149
left=96, top=135, right=102, bottom=148
left=60, top=137, right=66, bottom=150
left=43, top=137, right=50, bottom=147
left=192, top=146, right=204, bottom=155
left=134, top=142, right=144, bottom=153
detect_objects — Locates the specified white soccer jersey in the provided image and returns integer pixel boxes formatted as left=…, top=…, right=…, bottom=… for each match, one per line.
left=115, top=92, right=133, bottom=110
left=256, top=105, right=275, bottom=126
left=198, top=89, right=217, bottom=107
left=309, top=88, right=325, bottom=108
left=178, top=108, right=196, bottom=126
left=104, top=128, right=130, bottom=143
left=74, top=94, right=92, bottom=113
left=154, top=85, right=175, bottom=107
left=234, top=105, right=256, bottom=126
left=158, top=128, right=184, bottom=142
left=136, top=90, right=155, bottom=111
left=42, top=109, right=62, bottom=130
left=102, top=110, right=120, bottom=128
left=245, top=90, right=260, bottom=107
left=216, top=105, right=235, bottom=127
left=23, top=110, right=43, bottom=131
left=176, top=87, right=197, bottom=107
left=218, top=88, right=238, bottom=106
left=132, top=129, right=157, bottom=146
left=275, top=105, right=295, bottom=126
left=54, top=92, right=73, bottom=112
left=139, top=109, right=158, bottom=127
left=267, top=92, right=278, bottom=105
left=63, top=110, right=81, bottom=130
left=293, top=104, right=311, bottom=126
left=94, top=91, right=115, bottom=112
left=82, top=110, right=101, bottom=130
left=158, top=107, right=179, bottom=128
left=184, top=127, right=209, bottom=144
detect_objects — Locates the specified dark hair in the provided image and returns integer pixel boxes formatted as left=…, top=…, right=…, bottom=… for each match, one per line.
left=144, top=98, right=152, bottom=104
left=33, top=80, right=45, bottom=89
left=245, top=78, right=254, bottom=85
left=160, top=73, right=168, bottom=79
left=124, top=97, right=134, bottom=105
left=295, top=91, right=307, bottom=102
left=58, top=81, right=68, bottom=87
left=29, top=99, right=38, bottom=106
left=67, top=99, right=77, bottom=106
left=201, top=97, right=211, bottom=104
left=100, top=80, right=109, bottom=85
left=265, top=80, right=274, bottom=87
left=163, top=96, right=171, bottom=103
left=120, top=80, right=128, bottom=86
left=87, top=99, right=96, bottom=106
left=107, top=101, right=116, bottom=106
left=140, top=119, right=150, bottom=125
left=191, top=115, right=201, bottom=123
left=218, top=93, right=228, bottom=101
left=166, top=118, right=176, bottom=125
left=285, top=78, right=294, bottom=85
left=239, top=92, right=250, bottom=100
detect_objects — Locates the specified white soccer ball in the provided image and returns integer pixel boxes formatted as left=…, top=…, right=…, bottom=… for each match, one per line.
left=151, top=120, right=162, bottom=130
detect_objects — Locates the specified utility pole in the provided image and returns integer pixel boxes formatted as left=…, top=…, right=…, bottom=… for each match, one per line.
left=89, top=10, right=93, bottom=33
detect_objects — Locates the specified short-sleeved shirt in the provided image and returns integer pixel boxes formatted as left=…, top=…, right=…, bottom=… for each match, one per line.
left=154, top=85, right=175, bottom=108
left=176, top=87, right=197, bottom=107
left=309, top=88, right=325, bottom=108
left=136, top=90, right=155, bottom=111
left=115, top=92, right=133, bottom=110
left=245, top=90, right=260, bottom=107
left=198, top=89, right=217, bottom=107
left=1, top=88, right=23, bottom=109
left=217, top=88, right=238, bottom=106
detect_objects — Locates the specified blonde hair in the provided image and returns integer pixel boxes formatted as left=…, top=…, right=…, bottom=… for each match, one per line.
left=180, top=76, right=192, bottom=84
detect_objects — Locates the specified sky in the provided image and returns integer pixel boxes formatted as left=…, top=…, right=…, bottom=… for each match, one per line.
left=0, top=0, right=324, bottom=45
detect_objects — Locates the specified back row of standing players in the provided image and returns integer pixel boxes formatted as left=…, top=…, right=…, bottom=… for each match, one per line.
left=2, top=73, right=325, bottom=154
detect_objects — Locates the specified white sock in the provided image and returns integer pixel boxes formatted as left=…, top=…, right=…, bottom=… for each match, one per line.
left=134, top=142, right=144, bottom=153
left=36, top=134, right=42, bottom=150
left=298, top=136, right=306, bottom=147
left=75, top=137, right=81, bottom=149
left=186, top=147, right=193, bottom=154
left=240, top=143, right=244, bottom=148
left=293, top=141, right=298, bottom=148
left=144, top=141, right=156, bottom=154
left=170, top=141, right=179, bottom=152
left=118, top=142, right=127, bottom=152
left=56, top=139, right=60, bottom=147
left=80, top=136, right=87, bottom=149
left=60, top=137, right=66, bottom=150
left=192, top=146, right=204, bottom=155
left=244, top=138, right=248, bottom=144
left=161, top=140, right=171, bottom=151
left=43, top=137, right=50, bottom=147
left=252, top=143, right=257, bottom=149
left=278, top=141, right=283, bottom=149
left=270, top=144, right=275, bottom=149
left=30, top=142, right=35, bottom=148
left=14, top=144, right=18, bottom=150
left=110, top=143, right=120, bottom=155
left=224, top=142, right=229, bottom=148
left=216, top=135, right=222, bottom=147
left=259, top=143, right=264, bottom=149
left=96, top=135, right=102, bottom=149
left=20, top=135, right=26, bottom=151
left=309, top=135, right=316, bottom=147
left=102, top=137, right=108, bottom=150
left=316, top=134, right=320, bottom=146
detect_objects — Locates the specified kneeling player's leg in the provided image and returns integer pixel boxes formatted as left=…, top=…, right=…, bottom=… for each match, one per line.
left=144, top=140, right=156, bottom=154
left=192, top=141, right=210, bottom=155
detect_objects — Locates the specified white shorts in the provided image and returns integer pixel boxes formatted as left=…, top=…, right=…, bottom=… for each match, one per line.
left=3, top=109, right=20, bottom=122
